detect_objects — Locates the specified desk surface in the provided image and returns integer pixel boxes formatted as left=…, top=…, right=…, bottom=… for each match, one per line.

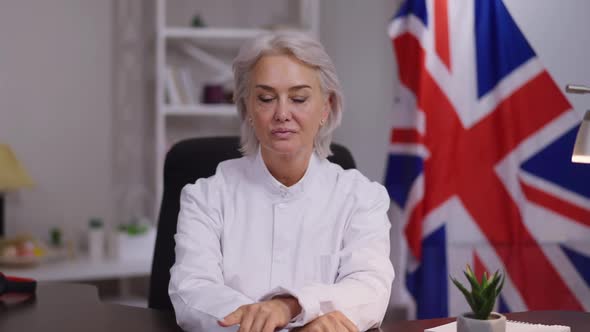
left=1, top=283, right=589, bottom=331
left=0, top=283, right=181, bottom=332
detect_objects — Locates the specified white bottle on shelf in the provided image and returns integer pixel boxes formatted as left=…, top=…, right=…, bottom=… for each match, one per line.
left=88, top=218, right=105, bottom=261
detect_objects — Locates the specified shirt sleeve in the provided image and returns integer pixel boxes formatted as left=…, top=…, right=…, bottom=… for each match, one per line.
left=260, top=182, right=395, bottom=331
left=169, top=178, right=254, bottom=331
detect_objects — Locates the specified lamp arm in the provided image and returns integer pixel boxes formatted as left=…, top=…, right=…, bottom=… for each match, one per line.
left=565, top=84, right=590, bottom=94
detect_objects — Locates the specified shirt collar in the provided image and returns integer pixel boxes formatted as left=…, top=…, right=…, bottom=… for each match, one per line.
left=253, top=147, right=320, bottom=201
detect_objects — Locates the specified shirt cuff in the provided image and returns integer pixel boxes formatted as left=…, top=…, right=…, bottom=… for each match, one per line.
left=258, top=286, right=320, bottom=327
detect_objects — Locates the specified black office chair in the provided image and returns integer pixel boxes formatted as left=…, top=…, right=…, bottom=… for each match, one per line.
left=148, top=136, right=356, bottom=311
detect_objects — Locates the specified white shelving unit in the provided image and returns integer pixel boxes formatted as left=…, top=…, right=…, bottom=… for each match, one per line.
left=164, top=104, right=238, bottom=117
left=164, top=27, right=268, bottom=40
left=154, top=0, right=320, bottom=207
left=2, top=256, right=153, bottom=308
left=1, top=256, right=152, bottom=282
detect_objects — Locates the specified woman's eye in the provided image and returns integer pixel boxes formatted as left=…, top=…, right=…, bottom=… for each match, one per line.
left=292, top=97, right=307, bottom=104
left=258, top=96, right=274, bottom=103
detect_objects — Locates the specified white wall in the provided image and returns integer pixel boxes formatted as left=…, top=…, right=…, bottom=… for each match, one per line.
left=321, top=0, right=402, bottom=183
left=319, top=0, right=408, bottom=313
left=0, top=1, right=113, bottom=241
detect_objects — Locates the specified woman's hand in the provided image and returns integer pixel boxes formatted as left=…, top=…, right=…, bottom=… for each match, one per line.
left=218, top=296, right=301, bottom=332
left=293, top=311, right=358, bottom=332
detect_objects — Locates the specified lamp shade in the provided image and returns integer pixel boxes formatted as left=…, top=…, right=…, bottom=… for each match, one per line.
left=0, top=144, right=33, bottom=191
left=572, top=110, right=590, bottom=164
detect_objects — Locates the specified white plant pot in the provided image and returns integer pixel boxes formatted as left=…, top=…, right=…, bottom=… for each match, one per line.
left=457, top=312, right=506, bottom=332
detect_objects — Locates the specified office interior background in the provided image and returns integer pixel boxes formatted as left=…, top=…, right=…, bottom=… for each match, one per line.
left=1, top=0, right=589, bottom=319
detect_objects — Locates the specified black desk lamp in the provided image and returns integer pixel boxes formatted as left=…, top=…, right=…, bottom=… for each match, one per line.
left=0, top=144, right=34, bottom=237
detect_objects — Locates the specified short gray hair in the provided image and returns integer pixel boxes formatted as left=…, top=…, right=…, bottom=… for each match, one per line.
left=232, top=30, right=343, bottom=159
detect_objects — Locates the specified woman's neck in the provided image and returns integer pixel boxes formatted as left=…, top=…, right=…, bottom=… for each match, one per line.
left=261, top=147, right=312, bottom=187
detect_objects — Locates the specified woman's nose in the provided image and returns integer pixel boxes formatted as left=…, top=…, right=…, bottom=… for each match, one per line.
left=274, top=99, right=291, bottom=122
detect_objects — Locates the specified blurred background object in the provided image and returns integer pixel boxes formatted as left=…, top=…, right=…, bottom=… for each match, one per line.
left=0, top=144, right=33, bottom=237
left=565, top=84, right=590, bottom=163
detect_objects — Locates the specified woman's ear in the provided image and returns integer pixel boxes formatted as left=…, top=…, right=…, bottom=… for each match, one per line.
left=322, top=93, right=333, bottom=121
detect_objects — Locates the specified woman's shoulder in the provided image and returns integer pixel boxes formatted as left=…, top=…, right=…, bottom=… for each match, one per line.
left=182, top=155, right=251, bottom=195
left=216, top=155, right=252, bottom=179
left=322, top=160, right=389, bottom=202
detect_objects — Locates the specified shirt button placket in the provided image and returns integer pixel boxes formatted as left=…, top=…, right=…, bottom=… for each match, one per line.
left=271, top=200, right=288, bottom=287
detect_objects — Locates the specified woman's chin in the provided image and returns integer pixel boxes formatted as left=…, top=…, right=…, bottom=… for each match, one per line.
left=263, top=141, right=309, bottom=156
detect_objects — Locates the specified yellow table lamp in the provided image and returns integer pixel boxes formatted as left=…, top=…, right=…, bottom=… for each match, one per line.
left=0, top=144, right=34, bottom=236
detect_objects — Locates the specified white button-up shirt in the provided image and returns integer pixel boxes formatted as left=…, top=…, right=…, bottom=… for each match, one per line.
left=169, top=150, right=394, bottom=331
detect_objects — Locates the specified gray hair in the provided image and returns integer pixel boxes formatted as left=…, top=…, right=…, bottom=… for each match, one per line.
left=232, top=30, right=343, bottom=159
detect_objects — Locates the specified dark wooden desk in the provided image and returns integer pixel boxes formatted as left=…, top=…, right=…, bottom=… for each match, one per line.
left=2, top=283, right=589, bottom=331
left=379, top=310, right=590, bottom=332
left=0, top=282, right=181, bottom=332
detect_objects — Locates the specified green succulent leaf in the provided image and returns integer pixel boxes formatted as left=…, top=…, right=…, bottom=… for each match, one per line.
left=451, top=276, right=476, bottom=312
left=482, top=271, right=489, bottom=288
left=476, top=296, right=495, bottom=320
left=482, top=272, right=502, bottom=299
left=464, top=270, right=481, bottom=293
left=471, top=286, right=484, bottom=309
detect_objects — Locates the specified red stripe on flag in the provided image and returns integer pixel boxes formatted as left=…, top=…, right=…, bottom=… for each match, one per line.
left=405, top=201, right=425, bottom=259
left=391, top=128, right=423, bottom=144
left=520, top=180, right=590, bottom=228
left=434, top=0, right=451, bottom=71
left=469, top=71, right=571, bottom=163
left=395, top=33, right=448, bottom=260
left=393, top=33, right=425, bottom=97
left=395, top=33, right=426, bottom=259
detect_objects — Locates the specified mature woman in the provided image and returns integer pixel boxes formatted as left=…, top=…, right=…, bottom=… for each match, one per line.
left=169, top=31, right=394, bottom=332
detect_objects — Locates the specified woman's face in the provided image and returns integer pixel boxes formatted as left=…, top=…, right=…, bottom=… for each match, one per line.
left=247, top=54, right=330, bottom=158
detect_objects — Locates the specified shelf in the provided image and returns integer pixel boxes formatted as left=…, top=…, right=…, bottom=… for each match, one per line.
left=165, top=27, right=268, bottom=39
left=163, top=104, right=238, bottom=117
left=164, top=27, right=268, bottom=48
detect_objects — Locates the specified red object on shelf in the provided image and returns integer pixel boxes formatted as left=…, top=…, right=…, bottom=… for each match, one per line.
left=202, top=84, right=225, bottom=104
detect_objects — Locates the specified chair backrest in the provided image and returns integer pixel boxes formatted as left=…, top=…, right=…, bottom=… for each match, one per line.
left=148, top=136, right=356, bottom=310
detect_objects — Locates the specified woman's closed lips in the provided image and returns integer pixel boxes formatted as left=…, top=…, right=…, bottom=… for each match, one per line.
left=271, top=128, right=297, bottom=138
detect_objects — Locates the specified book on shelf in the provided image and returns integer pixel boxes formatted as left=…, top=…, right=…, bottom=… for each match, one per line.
left=165, top=66, right=197, bottom=105
left=165, top=66, right=181, bottom=105
left=179, top=69, right=197, bottom=104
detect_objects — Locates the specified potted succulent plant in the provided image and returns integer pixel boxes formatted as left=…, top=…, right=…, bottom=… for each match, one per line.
left=451, top=264, right=506, bottom=332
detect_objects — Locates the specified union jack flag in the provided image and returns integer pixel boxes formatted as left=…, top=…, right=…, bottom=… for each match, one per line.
left=385, top=0, right=590, bottom=318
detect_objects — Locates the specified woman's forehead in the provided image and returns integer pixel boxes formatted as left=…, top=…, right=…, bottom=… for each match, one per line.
left=250, top=54, right=320, bottom=90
